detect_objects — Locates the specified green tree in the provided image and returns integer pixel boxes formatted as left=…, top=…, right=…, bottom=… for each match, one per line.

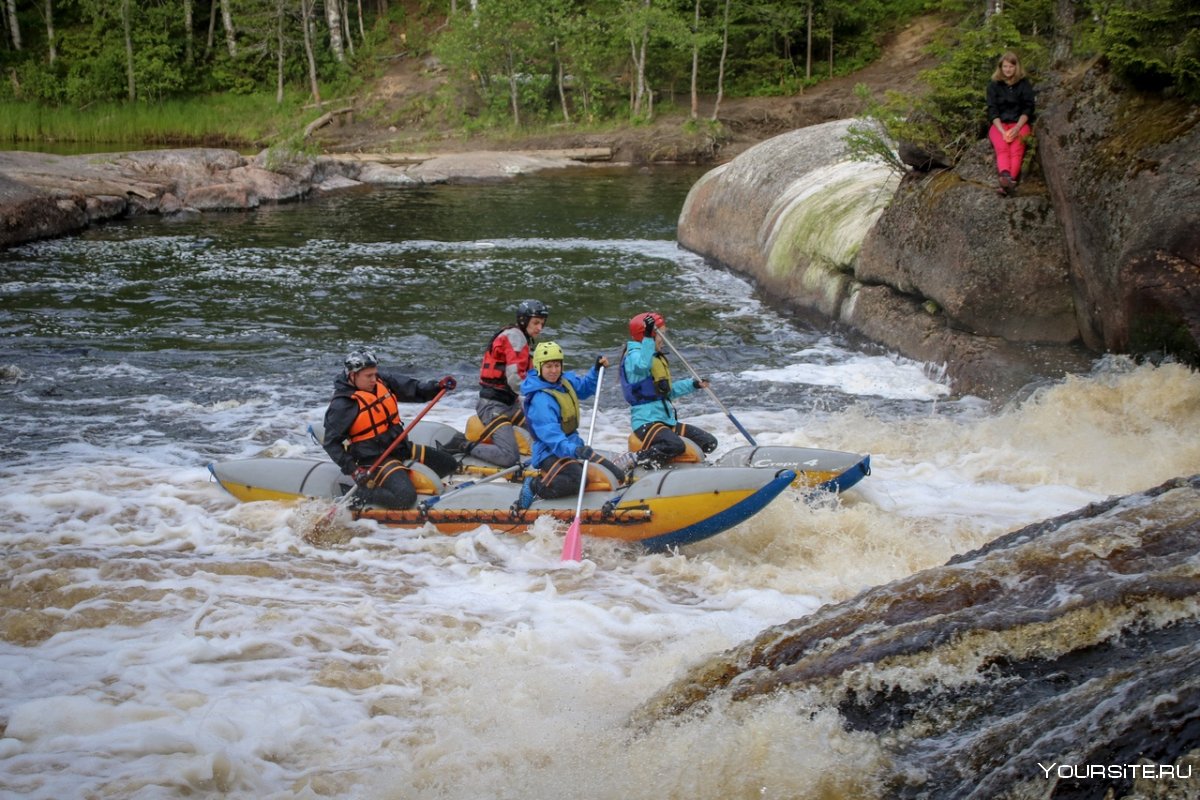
left=558, top=3, right=621, bottom=121
left=1101, top=0, right=1200, bottom=100
left=436, top=0, right=554, bottom=127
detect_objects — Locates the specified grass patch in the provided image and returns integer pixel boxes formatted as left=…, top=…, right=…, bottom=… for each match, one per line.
left=0, top=93, right=326, bottom=149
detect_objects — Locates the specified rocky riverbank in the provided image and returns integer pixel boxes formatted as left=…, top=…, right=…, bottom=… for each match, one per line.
left=678, top=60, right=1199, bottom=399
left=0, top=147, right=610, bottom=248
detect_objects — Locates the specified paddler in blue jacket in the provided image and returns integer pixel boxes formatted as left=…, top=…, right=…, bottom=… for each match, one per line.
left=621, top=312, right=717, bottom=468
left=511, top=341, right=627, bottom=511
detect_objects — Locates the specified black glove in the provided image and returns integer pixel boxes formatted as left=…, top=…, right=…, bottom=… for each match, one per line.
left=574, top=444, right=595, bottom=461
left=694, top=377, right=708, bottom=389
left=643, top=314, right=656, bottom=337
left=439, top=375, right=457, bottom=391
left=352, top=466, right=371, bottom=486
left=595, top=355, right=607, bottom=369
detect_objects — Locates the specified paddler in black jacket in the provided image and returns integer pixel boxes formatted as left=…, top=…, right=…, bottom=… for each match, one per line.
left=322, top=349, right=459, bottom=509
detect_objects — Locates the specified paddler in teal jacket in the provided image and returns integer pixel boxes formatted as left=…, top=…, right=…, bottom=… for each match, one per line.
left=621, top=312, right=717, bottom=468
left=511, top=341, right=626, bottom=510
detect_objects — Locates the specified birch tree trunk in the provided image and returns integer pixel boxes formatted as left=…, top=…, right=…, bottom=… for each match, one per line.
left=276, top=0, right=286, bottom=103
left=122, top=0, right=136, bottom=100
left=1053, top=0, right=1073, bottom=64
left=710, top=0, right=728, bottom=121
left=220, top=0, right=238, bottom=57
left=206, top=0, right=217, bottom=54
left=505, top=49, right=520, bottom=126
left=632, top=18, right=649, bottom=114
left=183, top=0, right=193, bottom=65
left=356, top=0, right=365, bottom=42
left=327, top=0, right=345, bottom=62
left=689, top=0, right=700, bottom=119
left=6, top=0, right=22, bottom=50
left=805, top=1, right=812, bottom=81
left=341, top=0, right=354, bottom=56
left=554, top=39, right=570, bottom=123
left=631, top=35, right=644, bottom=115
left=45, top=0, right=55, bottom=63
left=302, top=0, right=322, bottom=103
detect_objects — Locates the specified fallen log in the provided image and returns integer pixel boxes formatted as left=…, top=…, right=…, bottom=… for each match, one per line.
left=303, top=107, right=354, bottom=139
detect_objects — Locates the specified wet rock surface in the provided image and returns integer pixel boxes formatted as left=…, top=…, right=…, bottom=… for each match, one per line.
left=633, top=474, right=1200, bottom=799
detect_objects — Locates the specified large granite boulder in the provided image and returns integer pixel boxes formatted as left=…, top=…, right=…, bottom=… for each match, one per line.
left=855, top=139, right=1077, bottom=344
left=677, top=61, right=1200, bottom=398
left=1037, top=63, right=1200, bottom=361
left=679, top=120, right=898, bottom=321
left=677, top=120, right=1090, bottom=398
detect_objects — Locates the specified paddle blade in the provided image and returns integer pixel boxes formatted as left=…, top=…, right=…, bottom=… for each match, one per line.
left=561, top=516, right=583, bottom=562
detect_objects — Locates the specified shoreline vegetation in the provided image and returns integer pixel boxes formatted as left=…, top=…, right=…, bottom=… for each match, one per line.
left=1, top=3, right=1195, bottom=168
left=0, top=0, right=928, bottom=158
left=0, top=95, right=303, bottom=153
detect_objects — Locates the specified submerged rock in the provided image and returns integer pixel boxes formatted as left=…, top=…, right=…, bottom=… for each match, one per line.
left=633, top=474, right=1200, bottom=799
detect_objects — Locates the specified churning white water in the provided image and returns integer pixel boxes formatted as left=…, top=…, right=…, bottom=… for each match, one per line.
left=1, top=171, right=1198, bottom=799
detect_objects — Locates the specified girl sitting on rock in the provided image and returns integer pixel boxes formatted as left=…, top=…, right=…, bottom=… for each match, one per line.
left=986, top=51, right=1035, bottom=197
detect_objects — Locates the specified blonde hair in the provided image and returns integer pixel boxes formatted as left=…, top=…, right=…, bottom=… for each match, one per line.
left=992, top=51, right=1026, bottom=84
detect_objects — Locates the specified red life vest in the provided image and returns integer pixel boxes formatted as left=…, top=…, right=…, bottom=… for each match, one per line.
left=479, top=325, right=531, bottom=401
left=347, top=380, right=401, bottom=443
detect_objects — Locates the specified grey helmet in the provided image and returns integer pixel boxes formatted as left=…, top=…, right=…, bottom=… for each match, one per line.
left=516, top=299, right=549, bottom=329
left=344, top=349, right=378, bottom=374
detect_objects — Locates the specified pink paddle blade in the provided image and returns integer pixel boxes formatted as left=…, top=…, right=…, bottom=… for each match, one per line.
left=561, top=518, right=583, bottom=562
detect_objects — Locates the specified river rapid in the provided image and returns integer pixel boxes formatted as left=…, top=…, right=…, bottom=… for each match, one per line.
left=1, top=166, right=1198, bottom=799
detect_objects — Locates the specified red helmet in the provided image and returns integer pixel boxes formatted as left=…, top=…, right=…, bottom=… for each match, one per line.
left=629, top=312, right=665, bottom=342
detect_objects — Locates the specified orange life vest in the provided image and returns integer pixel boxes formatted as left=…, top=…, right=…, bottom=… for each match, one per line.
left=347, top=380, right=402, bottom=444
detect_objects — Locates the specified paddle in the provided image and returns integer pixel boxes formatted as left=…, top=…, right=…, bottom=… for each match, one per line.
left=324, top=386, right=448, bottom=521
left=656, top=329, right=758, bottom=446
left=562, top=364, right=605, bottom=562
left=418, top=461, right=524, bottom=511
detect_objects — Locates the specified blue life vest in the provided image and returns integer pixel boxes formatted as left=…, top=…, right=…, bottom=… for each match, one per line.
left=619, top=347, right=673, bottom=407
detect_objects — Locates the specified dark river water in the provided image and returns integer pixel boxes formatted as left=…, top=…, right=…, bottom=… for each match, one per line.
left=0, top=165, right=1197, bottom=798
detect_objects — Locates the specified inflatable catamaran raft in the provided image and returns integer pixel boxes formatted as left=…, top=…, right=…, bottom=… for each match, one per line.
left=208, top=422, right=869, bottom=551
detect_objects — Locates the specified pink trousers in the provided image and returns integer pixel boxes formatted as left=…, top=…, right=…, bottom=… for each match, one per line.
left=989, top=122, right=1031, bottom=178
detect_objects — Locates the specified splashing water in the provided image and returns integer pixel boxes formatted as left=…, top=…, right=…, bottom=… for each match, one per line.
left=1, top=170, right=1198, bottom=798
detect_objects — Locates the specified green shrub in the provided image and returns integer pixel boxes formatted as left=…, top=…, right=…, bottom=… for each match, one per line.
left=1102, top=0, right=1200, bottom=101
